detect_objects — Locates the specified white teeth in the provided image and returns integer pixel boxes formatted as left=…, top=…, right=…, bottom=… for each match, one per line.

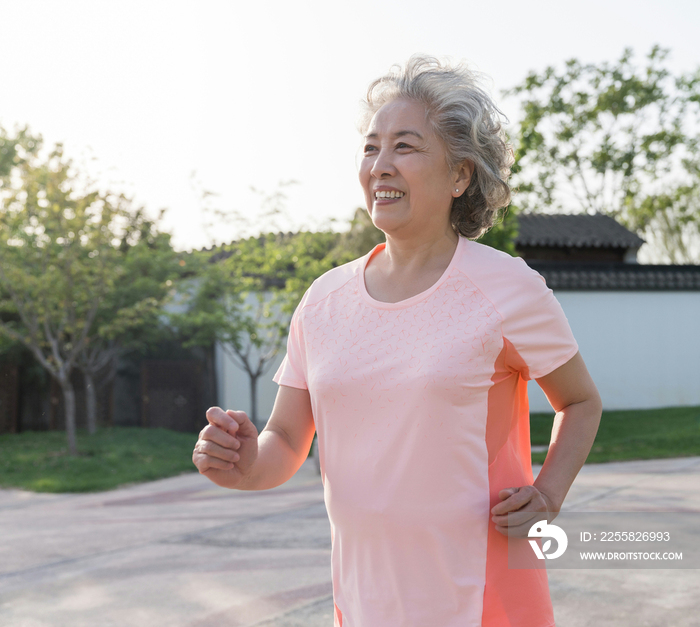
left=375, top=191, right=404, bottom=199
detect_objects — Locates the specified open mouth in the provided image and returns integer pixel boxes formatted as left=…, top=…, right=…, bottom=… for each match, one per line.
left=374, top=190, right=405, bottom=200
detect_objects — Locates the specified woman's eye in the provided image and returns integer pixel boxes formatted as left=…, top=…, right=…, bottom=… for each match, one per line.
left=364, top=144, right=377, bottom=153
left=396, top=142, right=412, bottom=150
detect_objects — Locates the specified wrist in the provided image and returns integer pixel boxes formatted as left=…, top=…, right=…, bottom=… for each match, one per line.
left=233, top=466, right=259, bottom=491
left=533, top=480, right=564, bottom=515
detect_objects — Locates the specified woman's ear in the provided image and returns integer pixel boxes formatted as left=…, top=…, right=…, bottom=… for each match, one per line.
left=453, top=160, right=475, bottom=195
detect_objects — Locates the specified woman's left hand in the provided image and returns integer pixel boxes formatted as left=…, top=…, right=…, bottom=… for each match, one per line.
left=490, top=485, right=559, bottom=538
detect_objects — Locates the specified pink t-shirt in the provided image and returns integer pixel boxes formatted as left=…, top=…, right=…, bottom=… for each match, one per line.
left=273, top=236, right=578, bottom=627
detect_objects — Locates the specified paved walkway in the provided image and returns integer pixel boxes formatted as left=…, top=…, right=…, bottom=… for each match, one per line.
left=1, top=457, right=699, bottom=627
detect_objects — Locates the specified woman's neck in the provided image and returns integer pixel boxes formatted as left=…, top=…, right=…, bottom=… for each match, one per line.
left=363, top=229, right=461, bottom=303
left=380, top=228, right=459, bottom=274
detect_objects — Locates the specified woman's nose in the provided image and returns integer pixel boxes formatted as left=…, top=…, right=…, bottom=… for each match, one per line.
left=370, top=149, right=396, bottom=178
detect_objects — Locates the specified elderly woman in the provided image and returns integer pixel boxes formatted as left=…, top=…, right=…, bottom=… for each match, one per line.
left=193, top=55, right=602, bottom=627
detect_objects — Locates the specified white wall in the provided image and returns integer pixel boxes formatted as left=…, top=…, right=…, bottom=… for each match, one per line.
left=528, top=291, right=700, bottom=412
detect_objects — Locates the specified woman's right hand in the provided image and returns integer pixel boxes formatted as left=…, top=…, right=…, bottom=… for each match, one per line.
left=192, top=407, right=259, bottom=488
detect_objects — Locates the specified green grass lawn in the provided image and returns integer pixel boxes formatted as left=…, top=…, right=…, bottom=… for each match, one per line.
left=0, top=427, right=198, bottom=493
left=1, top=405, right=699, bottom=493
left=530, top=405, right=700, bottom=465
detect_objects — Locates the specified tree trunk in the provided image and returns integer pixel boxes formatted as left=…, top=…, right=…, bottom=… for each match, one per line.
left=206, top=345, right=218, bottom=409
left=250, top=374, right=259, bottom=432
left=59, top=376, right=78, bottom=456
left=84, top=370, right=98, bottom=435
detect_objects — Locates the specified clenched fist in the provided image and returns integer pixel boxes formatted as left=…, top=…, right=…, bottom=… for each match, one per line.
left=192, top=407, right=259, bottom=489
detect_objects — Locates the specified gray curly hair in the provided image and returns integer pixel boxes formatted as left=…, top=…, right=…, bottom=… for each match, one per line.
left=358, top=55, right=514, bottom=239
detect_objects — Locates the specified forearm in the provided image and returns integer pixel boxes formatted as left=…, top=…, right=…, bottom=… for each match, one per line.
left=533, top=396, right=602, bottom=512
left=236, top=426, right=309, bottom=491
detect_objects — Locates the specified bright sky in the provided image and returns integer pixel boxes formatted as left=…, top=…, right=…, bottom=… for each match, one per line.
left=1, top=0, right=699, bottom=253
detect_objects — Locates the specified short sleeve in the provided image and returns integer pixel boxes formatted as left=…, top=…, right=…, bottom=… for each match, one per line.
left=272, top=295, right=308, bottom=390
left=500, top=258, right=579, bottom=381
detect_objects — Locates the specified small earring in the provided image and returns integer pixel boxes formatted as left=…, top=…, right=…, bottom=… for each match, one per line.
left=455, top=188, right=459, bottom=193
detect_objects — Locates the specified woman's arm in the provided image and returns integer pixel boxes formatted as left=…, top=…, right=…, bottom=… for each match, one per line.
left=491, top=351, right=602, bottom=536
left=532, top=351, right=603, bottom=511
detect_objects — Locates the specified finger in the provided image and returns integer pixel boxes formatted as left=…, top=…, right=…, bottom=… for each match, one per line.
left=196, top=439, right=240, bottom=463
left=494, top=508, right=543, bottom=530
left=206, top=407, right=239, bottom=435
left=194, top=452, right=234, bottom=472
left=492, top=505, right=535, bottom=526
left=226, top=410, right=257, bottom=437
left=494, top=506, right=550, bottom=537
left=499, top=487, right=521, bottom=499
left=200, top=424, right=240, bottom=450
left=491, top=486, right=534, bottom=515
left=493, top=492, right=550, bottom=530
left=494, top=514, right=542, bottom=537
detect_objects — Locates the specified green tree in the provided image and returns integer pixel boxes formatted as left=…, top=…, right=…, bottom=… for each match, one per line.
left=0, top=125, right=41, bottom=178
left=75, top=206, right=182, bottom=434
left=0, top=133, right=125, bottom=453
left=506, top=46, right=700, bottom=263
left=0, top=128, right=179, bottom=451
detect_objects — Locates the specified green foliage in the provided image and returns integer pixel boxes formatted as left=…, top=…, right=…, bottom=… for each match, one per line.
left=475, top=204, right=519, bottom=256
left=0, top=124, right=41, bottom=179
left=530, top=405, right=700, bottom=465
left=0, top=132, right=122, bottom=371
left=0, top=427, right=197, bottom=492
left=0, top=126, right=181, bottom=362
left=172, top=229, right=340, bottom=350
left=89, top=206, right=183, bottom=356
left=167, top=252, right=250, bottom=352
left=506, top=46, right=700, bottom=263
left=0, top=126, right=182, bottom=447
left=327, top=208, right=385, bottom=265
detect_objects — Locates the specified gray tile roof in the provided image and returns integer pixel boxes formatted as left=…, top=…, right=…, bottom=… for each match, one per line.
left=527, top=261, right=700, bottom=291
left=515, top=213, right=645, bottom=249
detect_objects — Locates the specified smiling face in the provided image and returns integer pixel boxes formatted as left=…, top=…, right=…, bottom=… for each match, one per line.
left=359, top=98, right=467, bottom=239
